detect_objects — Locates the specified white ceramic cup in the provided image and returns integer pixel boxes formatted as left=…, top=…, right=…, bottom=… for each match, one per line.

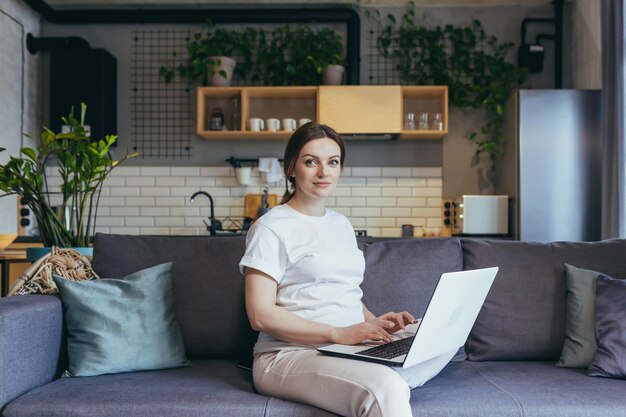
left=249, top=118, right=264, bottom=132
left=235, top=167, right=251, bottom=186
left=282, top=118, right=297, bottom=131
left=298, top=118, right=312, bottom=127
left=266, top=118, right=280, bottom=132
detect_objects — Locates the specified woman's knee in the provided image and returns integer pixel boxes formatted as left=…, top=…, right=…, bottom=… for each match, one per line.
left=356, top=367, right=411, bottom=416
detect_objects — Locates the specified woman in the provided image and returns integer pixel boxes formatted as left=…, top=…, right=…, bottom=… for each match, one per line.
left=239, top=122, right=455, bottom=417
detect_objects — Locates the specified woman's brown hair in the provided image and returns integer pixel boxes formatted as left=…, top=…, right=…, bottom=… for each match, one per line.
left=280, top=122, right=345, bottom=205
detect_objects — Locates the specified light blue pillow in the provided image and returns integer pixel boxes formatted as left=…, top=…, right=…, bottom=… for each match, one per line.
left=53, top=262, right=190, bottom=377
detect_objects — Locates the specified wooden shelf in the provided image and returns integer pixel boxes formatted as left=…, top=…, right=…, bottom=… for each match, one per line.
left=197, top=85, right=448, bottom=140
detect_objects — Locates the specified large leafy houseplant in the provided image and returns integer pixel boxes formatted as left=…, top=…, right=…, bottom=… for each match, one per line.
left=0, top=104, right=137, bottom=247
left=369, top=6, right=527, bottom=161
left=252, top=25, right=345, bottom=86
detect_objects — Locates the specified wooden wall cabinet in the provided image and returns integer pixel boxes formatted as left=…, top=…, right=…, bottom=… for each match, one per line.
left=197, top=85, right=447, bottom=140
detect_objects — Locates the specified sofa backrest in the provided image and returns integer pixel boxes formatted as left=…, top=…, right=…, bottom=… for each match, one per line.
left=462, top=238, right=626, bottom=361
left=92, top=234, right=256, bottom=361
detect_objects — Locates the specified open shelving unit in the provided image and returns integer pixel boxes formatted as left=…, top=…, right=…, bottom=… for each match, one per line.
left=196, top=85, right=448, bottom=140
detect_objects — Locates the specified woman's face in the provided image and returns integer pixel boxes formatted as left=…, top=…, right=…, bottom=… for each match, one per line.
left=291, top=137, right=342, bottom=202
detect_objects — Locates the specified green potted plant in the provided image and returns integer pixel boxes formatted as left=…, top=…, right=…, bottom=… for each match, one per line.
left=0, top=103, right=137, bottom=258
left=368, top=5, right=526, bottom=163
left=160, top=20, right=255, bottom=86
left=307, top=28, right=345, bottom=85
left=250, top=25, right=345, bottom=86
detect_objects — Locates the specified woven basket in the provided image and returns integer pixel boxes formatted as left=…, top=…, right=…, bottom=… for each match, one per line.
left=8, top=246, right=100, bottom=296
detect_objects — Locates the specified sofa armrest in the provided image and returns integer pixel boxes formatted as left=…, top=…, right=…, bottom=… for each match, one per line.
left=0, top=295, right=65, bottom=409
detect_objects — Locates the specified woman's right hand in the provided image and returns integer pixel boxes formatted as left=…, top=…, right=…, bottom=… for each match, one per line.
left=331, top=322, right=392, bottom=345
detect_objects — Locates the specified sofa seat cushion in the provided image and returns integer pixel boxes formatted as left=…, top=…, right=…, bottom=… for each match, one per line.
left=409, top=361, right=626, bottom=417
left=463, top=361, right=626, bottom=417
left=2, top=361, right=266, bottom=417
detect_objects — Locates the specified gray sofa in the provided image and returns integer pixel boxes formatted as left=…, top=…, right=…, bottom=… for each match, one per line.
left=1, top=234, right=625, bottom=417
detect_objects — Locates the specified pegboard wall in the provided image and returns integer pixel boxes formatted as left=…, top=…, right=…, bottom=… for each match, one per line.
left=131, top=30, right=194, bottom=159
left=365, top=28, right=403, bottom=85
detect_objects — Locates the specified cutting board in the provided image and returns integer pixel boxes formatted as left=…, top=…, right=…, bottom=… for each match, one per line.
left=245, top=193, right=278, bottom=219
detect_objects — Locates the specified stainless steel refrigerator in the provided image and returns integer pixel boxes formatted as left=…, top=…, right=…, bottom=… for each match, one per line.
left=496, top=89, right=601, bottom=242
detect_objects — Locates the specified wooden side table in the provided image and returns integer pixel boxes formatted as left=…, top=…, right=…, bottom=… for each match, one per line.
left=0, top=250, right=30, bottom=297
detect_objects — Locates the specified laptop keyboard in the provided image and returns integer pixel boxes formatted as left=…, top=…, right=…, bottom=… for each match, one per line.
left=356, top=336, right=415, bottom=359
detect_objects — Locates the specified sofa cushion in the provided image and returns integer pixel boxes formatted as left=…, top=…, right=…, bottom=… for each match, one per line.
left=359, top=238, right=465, bottom=360
left=557, top=264, right=603, bottom=368
left=1, top=360, right=268, bottom=417
left=462, top=238, right=626, bottom=361
left=464, top=361, right=626, bottom=417
left=52, top=263, right=190, bottom=377
left=92, top=234, right=257, bottom=361
left=588, top=275, right=626, bottom=379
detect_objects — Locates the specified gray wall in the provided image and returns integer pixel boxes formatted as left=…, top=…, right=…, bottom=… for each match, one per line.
left=0, top=0, right=40, bottom=234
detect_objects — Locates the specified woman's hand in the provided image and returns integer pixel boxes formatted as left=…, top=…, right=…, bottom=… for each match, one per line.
left=331, top=322, right=393, bottom=345
left=372, top=311, right=418, bottom=334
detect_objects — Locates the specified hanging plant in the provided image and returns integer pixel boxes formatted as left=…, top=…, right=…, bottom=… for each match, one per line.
left=369, top=6, right=527, bottom=161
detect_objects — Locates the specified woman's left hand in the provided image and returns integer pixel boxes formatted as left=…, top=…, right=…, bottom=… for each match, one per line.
left=373, top=311, right=418, bottom=334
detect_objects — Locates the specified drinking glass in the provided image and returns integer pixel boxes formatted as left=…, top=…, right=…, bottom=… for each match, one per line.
left=431, top=112, right=443, bottom=131
left=418, top=112, right=429, bottom=130
left=405, top=113, right=416, bottom=130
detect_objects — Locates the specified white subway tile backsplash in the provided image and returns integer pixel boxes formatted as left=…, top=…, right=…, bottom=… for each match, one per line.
left=110, top=227, right=140, bottom=235
left=382, top=167, right=412, bottom=177
left=382, top=187, right=411, bottom=197
left=397, top=197, right=427, bottom=207
left=351, top=187, right=381, bottom=197
left=46, top=166, right=442, bottom=238
left=126, top=177, right=155, bottom=187
left=412, top=167, right=442, bottom=177
left=113, top=167, right=141, bottom=176
left=141, top=187, right=172, bottom=197
left=367, top=218, right=396, bottom=227
left=170, top=207, right=200, bottom=217
left=336, top=197, right=366, bottom=207
left=126, top=197, right=156, bottom=207
left=351, top=207, right=381, bottom=217
left=157, top=177, right=186, bottom=187
left=155, top=217, right=184, bottom=227
left=367, top=177, right=397, bottom=187
left=141, top=167, right=170, bottom=176
left=170, top=187, right=200, bottom=197
left=141, top=207, right=170, bottom=216
left=126, top=217, right=155, bottom=227
left=366, top=197, right=397, bottom=207
left=382, top=208, right=411, bottom=217
left=111, top=207, right=140, bottom=216
left=155, top=197, right=185, bottom=207
left=185, top=177, right=216, bottom=187
left=351, top=167, right=381, bottom=177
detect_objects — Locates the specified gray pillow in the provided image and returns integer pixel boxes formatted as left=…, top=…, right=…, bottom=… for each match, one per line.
left=556, top=264, right=602, bottom=368
left=588, top=275, right=626, bottom=379
left=52, top=262, right=190, bottom=377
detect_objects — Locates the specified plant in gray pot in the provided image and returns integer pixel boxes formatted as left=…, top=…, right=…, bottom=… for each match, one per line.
left=0, top=103, right=137, bottom=260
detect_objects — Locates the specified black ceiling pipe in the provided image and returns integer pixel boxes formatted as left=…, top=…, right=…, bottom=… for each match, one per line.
left=554, top=0, right=564, bottom=89
left=21, top=1, right=361, bottom=85
left=26, top=33, right=91, bottom=54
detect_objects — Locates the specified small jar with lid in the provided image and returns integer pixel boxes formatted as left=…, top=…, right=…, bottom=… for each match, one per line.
left=209, top=107, right=225, bottom=131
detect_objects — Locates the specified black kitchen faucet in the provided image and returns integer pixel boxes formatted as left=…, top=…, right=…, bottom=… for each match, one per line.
left=190, top=191, right=221, bottom=235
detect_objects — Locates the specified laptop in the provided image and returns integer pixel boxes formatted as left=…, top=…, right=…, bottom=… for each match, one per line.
left=317, top=267, right=498, bottom=369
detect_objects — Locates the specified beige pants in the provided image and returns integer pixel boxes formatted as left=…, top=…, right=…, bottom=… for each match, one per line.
left=253, top=348, right=456, bottom=417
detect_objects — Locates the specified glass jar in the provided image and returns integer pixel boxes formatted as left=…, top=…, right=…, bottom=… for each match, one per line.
left=209, top=107, right=224, bottom=131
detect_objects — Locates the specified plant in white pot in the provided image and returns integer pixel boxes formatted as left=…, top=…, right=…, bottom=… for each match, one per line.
left=0, top=103, right=137, bottom=258
left=160, top=20, right=254, bottom=86
left=306, top=28, right=345, bottom=85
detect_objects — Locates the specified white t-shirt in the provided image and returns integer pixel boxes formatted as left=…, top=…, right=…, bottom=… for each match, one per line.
left=239, top=204, right=366, bottom=354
